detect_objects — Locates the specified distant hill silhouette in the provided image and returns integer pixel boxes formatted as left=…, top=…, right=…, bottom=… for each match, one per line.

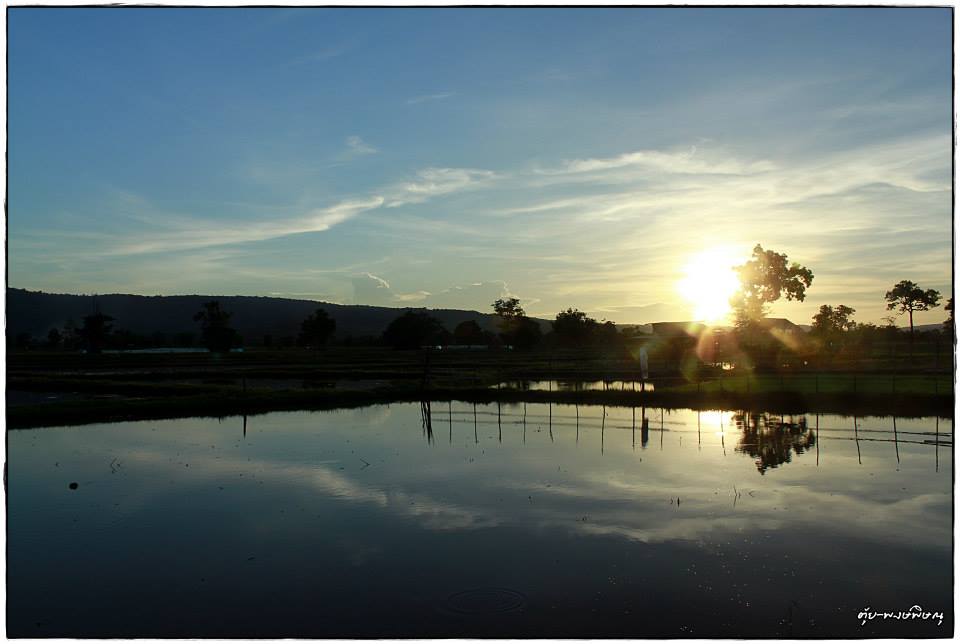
left=6, top=288, right=550, bottom=345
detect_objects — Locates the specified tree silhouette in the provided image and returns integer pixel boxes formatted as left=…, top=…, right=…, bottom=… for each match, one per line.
left=942, top=297, right=953, bottom=337
left=492, top=297, right=541, bottom=349
left=453, top=320, right=487, bottom=345
left=47, top=328, right=62, bottom=349
left=884, top=280, right=941, bottom=344
left=79, top=313, right=115, bottom=353
left=811, top=304, right=855, bottom=341
left=382, top=311, right=447, bottom=349
left=493, top=297, right=525, bottom=319
left=511, top=317, right=542, bottom=350
left=552, top=308, right=598, bottom=345
left=193, top=301, right=237, bottom=353
left=731, top=244, right=814, bottom=327
left=298, top=308, right=336, bottom=348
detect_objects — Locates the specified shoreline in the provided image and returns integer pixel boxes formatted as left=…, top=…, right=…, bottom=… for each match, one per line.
left=6, top=384, right=953, bottom=429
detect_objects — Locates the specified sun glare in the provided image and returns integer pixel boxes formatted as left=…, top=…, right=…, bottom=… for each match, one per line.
left=677, top=247, right=742, bottom=324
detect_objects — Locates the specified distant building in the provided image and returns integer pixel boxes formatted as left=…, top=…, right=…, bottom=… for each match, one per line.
left=651, top=321, right=707, bottom=338
left=755, top=318, right=802, bottom=334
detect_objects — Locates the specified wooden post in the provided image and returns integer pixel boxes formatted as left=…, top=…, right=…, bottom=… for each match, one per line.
left=720, top=413, right=725, bottom=456
left=892, top=416, right=900, bottom=465
left=601, top=406, right=606, bottom=455
left=523, top=402, right=527, bottom=444
left=815, top=414, right=819, bottom=466
left=549, top=402, right=554, bottom=443
left=853, top=415, right=861, bottom=465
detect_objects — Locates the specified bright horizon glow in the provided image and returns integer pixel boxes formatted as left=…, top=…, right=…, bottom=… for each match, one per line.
left=677, top=247, right=742, bottom=325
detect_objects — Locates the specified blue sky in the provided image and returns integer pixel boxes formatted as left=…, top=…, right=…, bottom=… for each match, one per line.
left=8, top=7, right=953, bottom=325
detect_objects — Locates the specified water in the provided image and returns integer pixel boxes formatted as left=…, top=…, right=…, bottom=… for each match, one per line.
left=495, top=379, right=655, bottom=391
left=7, top=404, right=952, bottom=637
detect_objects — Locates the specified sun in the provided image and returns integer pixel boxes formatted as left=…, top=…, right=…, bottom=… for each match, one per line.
left=676, top=246, right=742, bottom=324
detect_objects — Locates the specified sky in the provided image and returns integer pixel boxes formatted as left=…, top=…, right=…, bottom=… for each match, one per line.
left=7, top=7, right=954, bottom=326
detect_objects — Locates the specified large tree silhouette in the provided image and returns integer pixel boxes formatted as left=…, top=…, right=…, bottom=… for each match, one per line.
left=299, top=308, right=336, bottom=348
left=492, top=297, right=541, bottom=349
left=944, top=298, right=954, bottom=337
left=453, top=320, right=488, bottom=345
left=552, top=308, right=598, bottom=345
left=730, top=244, right=814, bottom=327
left=193, top=301, right=237, bottom=353
left=382, top=311, right=447, bottom=349
left=493, top=297, right=525, bottom=320
left=884, top=280, right=941, bottom=344
left=79, top=312, right=114, bottom=354
left=810, top=304, right=856, bottom=352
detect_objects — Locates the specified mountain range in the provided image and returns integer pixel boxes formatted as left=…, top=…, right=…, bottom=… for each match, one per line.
left=5, top=288, right=533, bottom=344
left=8, top=288, right=938, bottom=345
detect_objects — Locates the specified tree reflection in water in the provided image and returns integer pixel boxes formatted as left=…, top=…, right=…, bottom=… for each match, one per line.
left=734, top=412, right=816, bottom=474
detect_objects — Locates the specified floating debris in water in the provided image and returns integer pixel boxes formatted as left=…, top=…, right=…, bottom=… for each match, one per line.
left=68, top=482, right=78, bottom=490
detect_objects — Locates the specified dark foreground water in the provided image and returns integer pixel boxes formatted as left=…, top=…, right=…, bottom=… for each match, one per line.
left=7, top=404, right=953, bottom=638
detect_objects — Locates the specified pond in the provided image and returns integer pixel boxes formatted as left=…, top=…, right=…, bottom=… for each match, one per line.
left=494, top=379, right=655, bottom=391
left=7, top=404, right=952, bottom=637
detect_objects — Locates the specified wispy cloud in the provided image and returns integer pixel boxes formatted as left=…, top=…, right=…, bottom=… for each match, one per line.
left=385, top=167, right=497, bottom=207
left=99, top=162, right=496, bottom=256
left=394, top=290, right=431, bottom=303
left=539, top=146, right=777, bottom=176
left=109, top=196, right=385, bottom=256
left=405, top=92, right=456, bottom=105
left=283, top=47, right=345, bottom=67
left=345, top=135, right=377, bottom=156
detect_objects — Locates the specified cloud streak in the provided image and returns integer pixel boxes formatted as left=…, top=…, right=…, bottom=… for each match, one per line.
left=405, top=92, right=456, bottom=105
left=99, top=163, right=497, bottom=256
left=346, top=135, right=377, bottom=156
left=109, top=196, right=386, bottom=256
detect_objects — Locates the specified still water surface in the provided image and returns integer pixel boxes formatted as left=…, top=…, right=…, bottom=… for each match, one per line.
left=7, top=404, right=953, bottom=637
